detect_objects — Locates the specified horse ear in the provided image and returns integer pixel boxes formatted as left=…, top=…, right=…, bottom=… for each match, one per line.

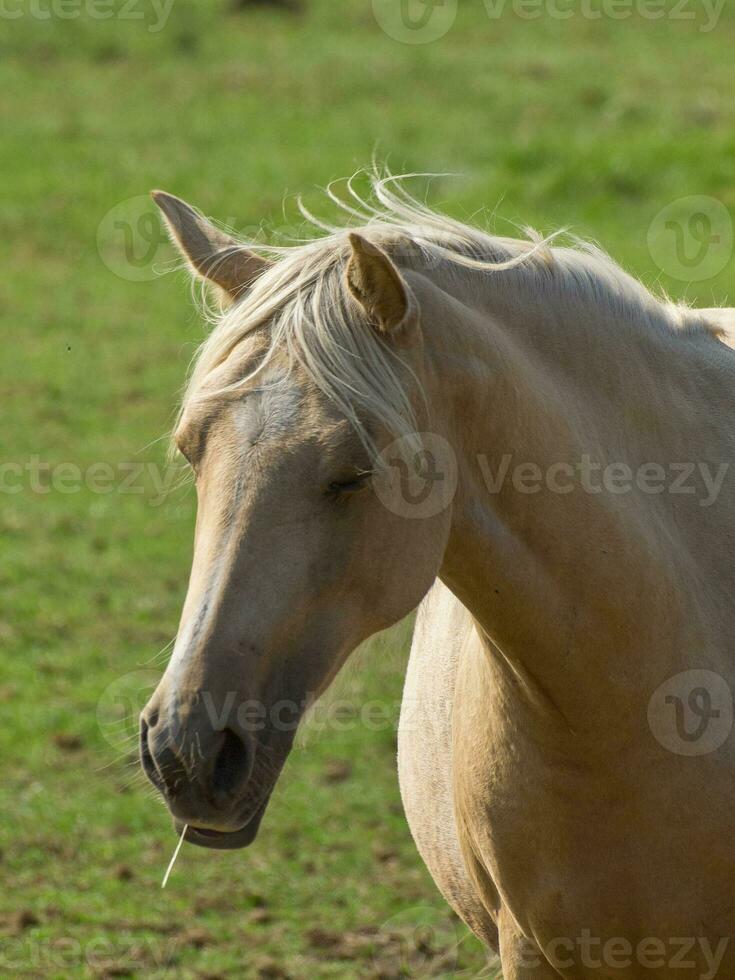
left=345, top=233, right=418, bottom=335
left=151, top=190, right=271, bottom=300
left=698, top=308, right=735, bottom=350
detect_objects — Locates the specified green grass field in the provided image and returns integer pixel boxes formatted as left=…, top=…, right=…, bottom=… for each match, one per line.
left=1, top=1, right=734, bottom=976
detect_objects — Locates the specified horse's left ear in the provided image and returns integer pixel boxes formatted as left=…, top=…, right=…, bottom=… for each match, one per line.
left=345, top=233, right=418, bottom=336
left=151, top=190, right=272, bottom=301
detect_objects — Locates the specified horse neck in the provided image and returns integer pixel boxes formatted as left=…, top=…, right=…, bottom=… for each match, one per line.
left=417, top=258, right=731, bottom=735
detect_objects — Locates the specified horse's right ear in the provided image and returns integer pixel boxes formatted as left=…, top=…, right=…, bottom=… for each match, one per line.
left=151, top=191, right=271, bottom=301
left=345, top=233, right=419, bottom=339
left=698, top=308, right=735, bottom=350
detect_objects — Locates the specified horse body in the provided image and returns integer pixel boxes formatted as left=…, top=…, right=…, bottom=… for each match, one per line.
left=396, top=249, right=735, bottom=976
left=403, top=583, right=735, bottom=978
left=144, top=176, right=735, bottom=977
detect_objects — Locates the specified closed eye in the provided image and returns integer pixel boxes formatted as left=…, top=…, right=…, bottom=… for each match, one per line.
left=326, top=471, right=373, bottom=496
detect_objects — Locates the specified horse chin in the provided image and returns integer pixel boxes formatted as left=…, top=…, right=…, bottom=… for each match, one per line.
left=175, top=796, right=270, bottom=850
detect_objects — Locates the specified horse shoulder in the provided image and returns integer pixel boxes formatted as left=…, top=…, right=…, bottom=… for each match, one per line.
left=398, top=579, right=499, bottom=948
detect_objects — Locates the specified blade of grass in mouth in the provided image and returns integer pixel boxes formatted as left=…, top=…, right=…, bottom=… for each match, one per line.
left=161, top=824, right=187, bottom=889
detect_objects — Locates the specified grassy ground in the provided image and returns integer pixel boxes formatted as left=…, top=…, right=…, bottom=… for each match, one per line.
left=1, top=0, right=734, bottom=976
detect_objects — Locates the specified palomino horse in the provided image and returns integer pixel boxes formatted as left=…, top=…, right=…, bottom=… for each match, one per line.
left=142, top=175, right=735, bottom=978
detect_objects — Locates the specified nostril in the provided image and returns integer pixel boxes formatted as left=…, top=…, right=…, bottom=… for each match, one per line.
left=211, top=728, right=251, bottom=800
left=139, top=716, right=149, bottom=755
left=139, top=718, right=160, bottom=788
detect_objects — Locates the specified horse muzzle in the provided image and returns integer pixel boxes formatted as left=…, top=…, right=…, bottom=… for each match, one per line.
left=139, top=695, right=276, bottom=849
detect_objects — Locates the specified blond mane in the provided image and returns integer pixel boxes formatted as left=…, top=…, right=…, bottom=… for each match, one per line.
left=177, top=171, right=705, bottom=460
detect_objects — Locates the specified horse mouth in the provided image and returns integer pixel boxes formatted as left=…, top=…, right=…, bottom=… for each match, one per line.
left=175, top=796, right=270, bottom=850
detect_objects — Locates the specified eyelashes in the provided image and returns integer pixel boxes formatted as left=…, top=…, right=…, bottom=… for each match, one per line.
left=325, top=471, right=373, bottom=497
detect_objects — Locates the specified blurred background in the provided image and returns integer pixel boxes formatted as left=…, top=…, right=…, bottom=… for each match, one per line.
left=1, top=0, right=734, bottom=976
